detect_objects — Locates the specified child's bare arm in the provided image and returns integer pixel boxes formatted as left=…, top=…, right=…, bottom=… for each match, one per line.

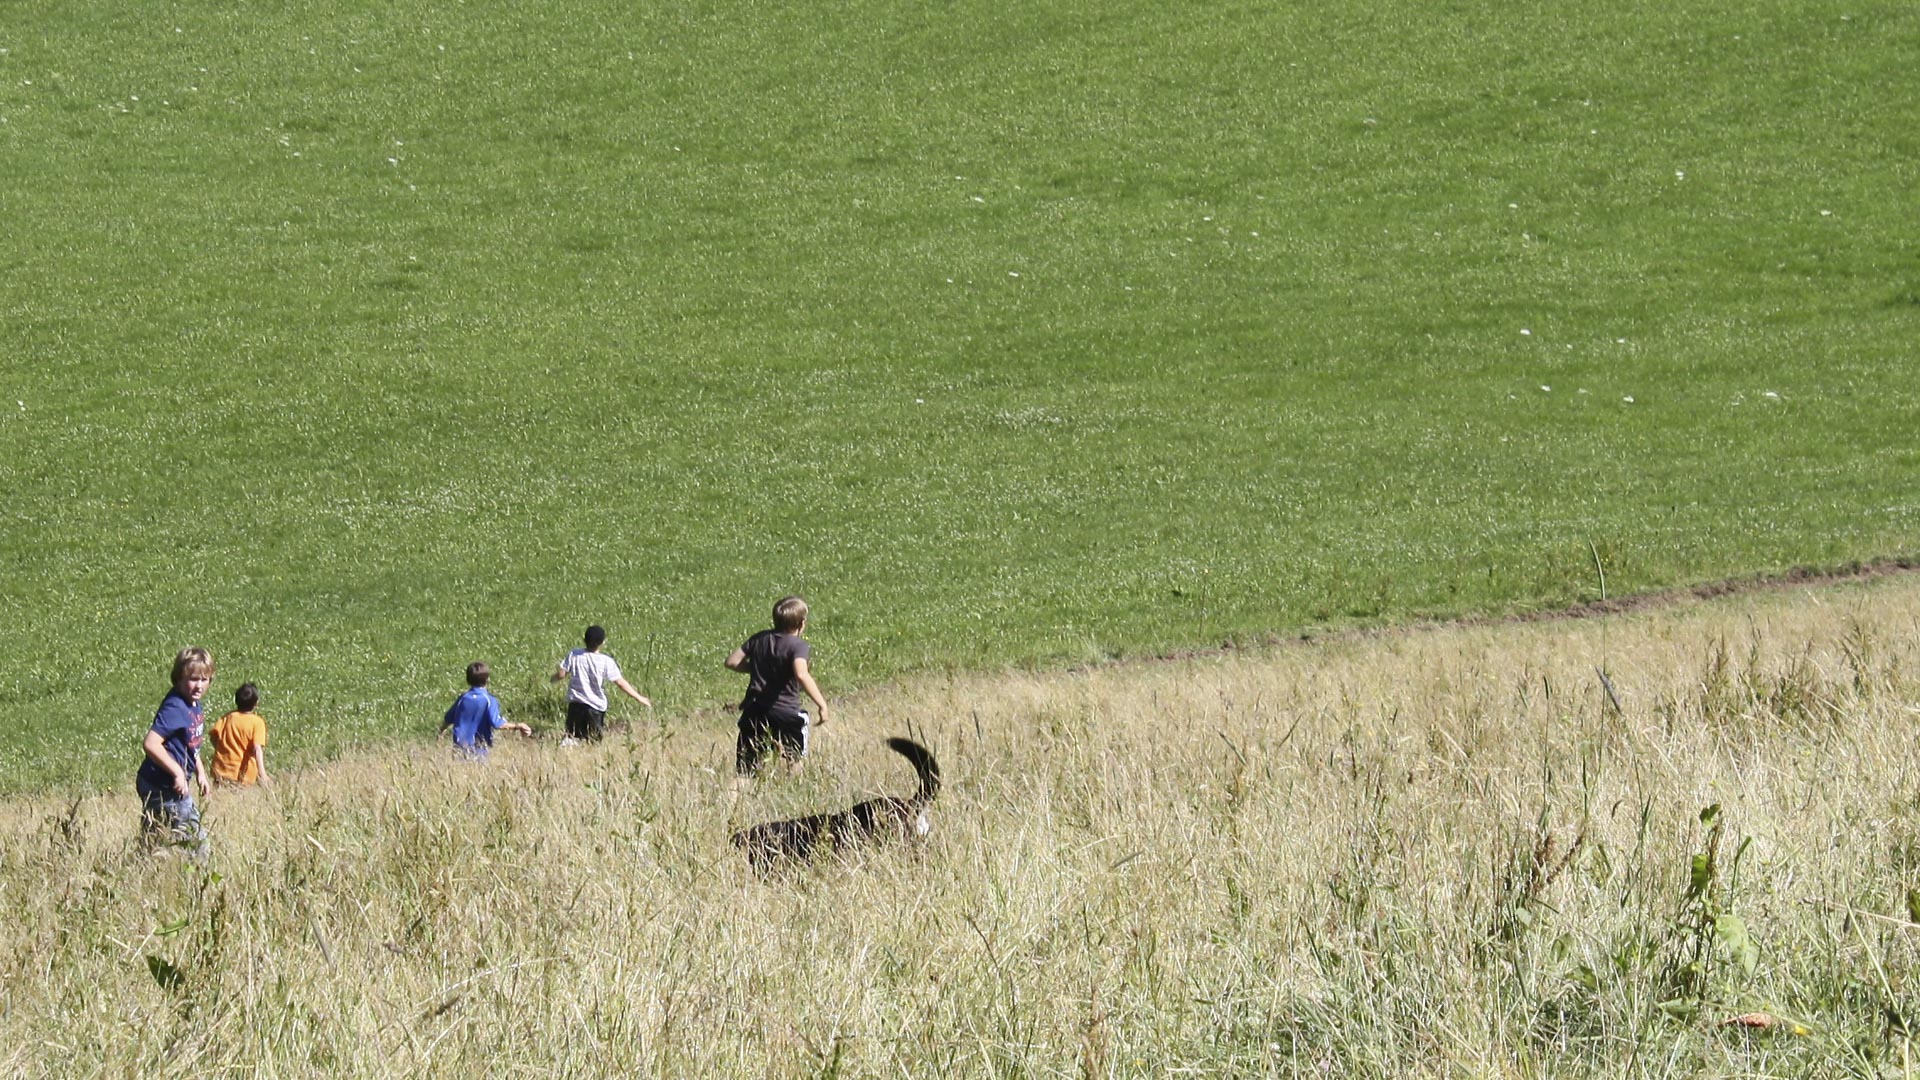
left=793, top=658, right=829, bottom=727
left=143, top=731, right=189, bottom=796
left=252, top=741, right=268, bottom=782
left=723, top=648, right=749, bottom=673
left=614, top=677, right=652, bottom=707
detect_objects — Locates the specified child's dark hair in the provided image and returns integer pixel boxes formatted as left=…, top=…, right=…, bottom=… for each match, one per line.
left=585, top=625, right=607, bottom=650
left=466, top=662, right=490, bottom=687
left=235, top=682, right=259, bottom=711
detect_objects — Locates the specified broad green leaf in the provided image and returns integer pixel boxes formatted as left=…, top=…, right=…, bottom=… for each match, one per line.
left=145, top=955, right=185, bottom=993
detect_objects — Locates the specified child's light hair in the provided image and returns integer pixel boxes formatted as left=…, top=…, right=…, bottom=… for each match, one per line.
left=171, top=647, right=214, bottom=686
left=773, top=596, right=809, bottom=633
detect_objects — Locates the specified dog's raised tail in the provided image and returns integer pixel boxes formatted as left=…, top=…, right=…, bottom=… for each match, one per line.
left=885, top=737, right=940, bottom=807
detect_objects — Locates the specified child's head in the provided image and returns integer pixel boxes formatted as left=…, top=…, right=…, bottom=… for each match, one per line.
left=235, top=682, right=260, bottom=712
left=773, top=595, right=809, bottom=633
left=171, top=647, right=214, bottom=697
left=584, top=625, right=607, bottom=651
left=466, top=661, right=490, bottom=688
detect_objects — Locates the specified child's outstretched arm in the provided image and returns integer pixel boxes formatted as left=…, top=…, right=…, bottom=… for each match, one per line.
left=793, top=657, right=829, bottom=727
left=723, top=648, right=749, bottom=673
left=614, top=677, right=652, bottom=707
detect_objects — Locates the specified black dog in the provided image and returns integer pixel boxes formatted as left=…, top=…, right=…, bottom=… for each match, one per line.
left=731, top=737, right=940, bottom=871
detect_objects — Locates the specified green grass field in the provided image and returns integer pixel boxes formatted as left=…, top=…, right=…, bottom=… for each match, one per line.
left=3, top=0, right=1918, bottom=791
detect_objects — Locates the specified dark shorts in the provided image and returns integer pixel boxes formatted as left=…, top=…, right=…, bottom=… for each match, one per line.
left=566, top=701, right=608, bottom=741
left=736, top=712, right=809, bottom=775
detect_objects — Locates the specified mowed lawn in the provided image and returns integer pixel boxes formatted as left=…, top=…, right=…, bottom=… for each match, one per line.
left=1, top=0, right=1916, bottom=791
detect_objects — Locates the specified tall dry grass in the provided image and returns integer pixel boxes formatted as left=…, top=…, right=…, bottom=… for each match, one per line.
left=5, top=577, right=1920, bottom=1077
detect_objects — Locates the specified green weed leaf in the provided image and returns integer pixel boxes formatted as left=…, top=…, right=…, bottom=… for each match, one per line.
left=145, top=955, right=185, bottom=993
left=1688, top=854, right=1714, bottom=900
left=1658, top=998, right=1699, bottom=1023
left=1713, top=914, right=1758, bottom=977
left=154, top=917, right=189, bottom=937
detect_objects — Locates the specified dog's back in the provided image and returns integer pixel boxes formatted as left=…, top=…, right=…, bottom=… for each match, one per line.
left=732, top=737, right=940, bottom=871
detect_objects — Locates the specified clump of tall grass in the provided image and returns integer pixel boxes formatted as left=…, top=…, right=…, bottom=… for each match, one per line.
left=4, top=578, right=1920, bottom=1075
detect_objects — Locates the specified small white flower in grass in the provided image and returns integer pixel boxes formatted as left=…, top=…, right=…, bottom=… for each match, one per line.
left=1508, top=202, right=1518, bottom=209
left=1764, top=391, right=1780, bottom=399
left=1616, top=338, right=1627, bottom=344
left=971, top=196, right=984, bottom=203
left=1520, top=328, right=1531, bottom=336
left=915, top=398, right=924, bottom=404
left=130, top=95, right=139, bottom=101
left=945, top=278, right=953, bottom=283
left=1675, top=170, right=1685, bottom=180
left=1008, top=272, right=1020, bottom=277
left=1821, top=209, right=1833, bottom=217
left=1540, top=385, right=1551, bottom=393
left=1250, top=231, right=1259, bottom=237
left=1623, top=395, right=1635, bottom=403
left=387, top=157, right=398, bottom=165
left=1203, top=216, right=1212, bottom=222
left=16, top=401, right=23, bottom=410
left=1578, top=388, right=1589, bottom=395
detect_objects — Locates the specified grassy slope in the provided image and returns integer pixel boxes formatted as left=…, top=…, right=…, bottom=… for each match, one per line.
left=6, top=574, right=1920, bottom=1074
left=1, top=0, right=1917, bottom=790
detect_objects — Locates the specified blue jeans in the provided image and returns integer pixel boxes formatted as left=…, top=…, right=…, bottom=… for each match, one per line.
left=138, top=781, right=206, bottom=857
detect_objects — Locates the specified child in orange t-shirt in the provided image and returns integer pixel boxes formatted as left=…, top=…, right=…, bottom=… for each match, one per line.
left=210, top=682, right=269, bottom=786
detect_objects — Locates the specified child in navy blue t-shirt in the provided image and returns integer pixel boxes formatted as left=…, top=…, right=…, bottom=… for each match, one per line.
left=137, top=647, right=213, bottom=853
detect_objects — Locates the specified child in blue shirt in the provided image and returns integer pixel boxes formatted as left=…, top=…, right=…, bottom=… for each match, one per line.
left=441, top=662, right=531, bottom=758
left=137, top=647, right=213, bottom=854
